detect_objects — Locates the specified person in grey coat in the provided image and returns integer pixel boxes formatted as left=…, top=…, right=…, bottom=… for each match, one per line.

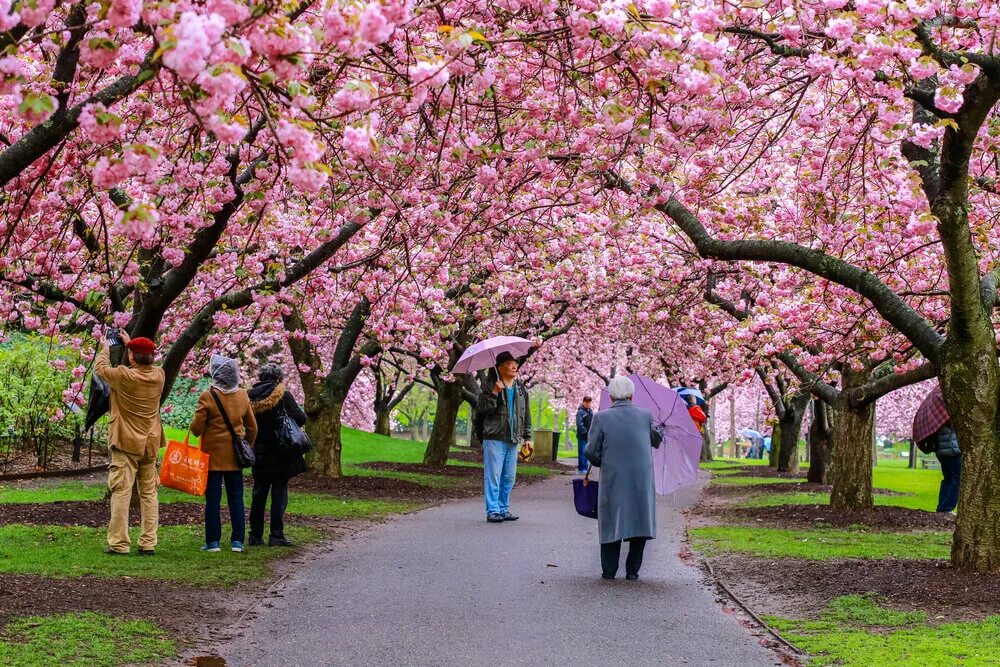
left=586, top=376, right=662, bottom=580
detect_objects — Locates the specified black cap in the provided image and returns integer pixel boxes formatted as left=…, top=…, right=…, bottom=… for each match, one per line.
left=495, top=351, right=518, bottom=365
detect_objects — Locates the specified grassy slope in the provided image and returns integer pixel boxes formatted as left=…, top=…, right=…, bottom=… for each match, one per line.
left=689, top=526, right=951, bottom=560
left=742, top=467, right=942, bottom=511
left=699, top=459, right=969, bottom=663
left=0, top=612, right=175, bottom=667
left=0, top=524, right=321, bottom=586
left=765, top=596, right=1000, bottom=667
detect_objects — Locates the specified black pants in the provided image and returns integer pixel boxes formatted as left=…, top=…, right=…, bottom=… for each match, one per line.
left=601, top=538, right=649, bottom=577
left=249, top=476, right=289, bottom=540
left=936, top=452, right=961, bottom=512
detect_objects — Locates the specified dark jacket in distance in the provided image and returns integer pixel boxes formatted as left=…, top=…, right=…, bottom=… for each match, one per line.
left=476, top=378, right=531, bottom=444
left=576, top=406, right=593, bottom=439
left=249, top=381, right=308, bottom=480
left=936, top=424, right=961, bottom=457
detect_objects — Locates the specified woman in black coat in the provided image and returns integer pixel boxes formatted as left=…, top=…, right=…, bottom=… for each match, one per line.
left=248, top=363, right=308, bottom=547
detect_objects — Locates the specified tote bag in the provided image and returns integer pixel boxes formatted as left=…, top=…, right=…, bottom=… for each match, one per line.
left=159, top=434, right=209, bottom=496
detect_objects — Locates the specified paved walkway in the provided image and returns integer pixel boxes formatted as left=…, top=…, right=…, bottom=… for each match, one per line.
left=219, top=472, right=779, bottom=666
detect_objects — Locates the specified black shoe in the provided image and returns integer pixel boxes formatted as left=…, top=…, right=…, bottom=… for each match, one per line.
left=625, top=574, right=639, bottom=581
left=268, top=537, right=294, bottom=547
left=486, top=514, right=504, bottom=523
left=601, top=573, right=616, bottom=580
left=248, top=537, right=264, bottom=547
left=137, top=549, right=155, bottom=556
left=502, top=512, right=519, bottom=521
left=103, top=547, right=128, bottom=556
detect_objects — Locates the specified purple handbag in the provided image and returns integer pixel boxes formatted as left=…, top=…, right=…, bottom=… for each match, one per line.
left=572, top=472, right=598, bottom=519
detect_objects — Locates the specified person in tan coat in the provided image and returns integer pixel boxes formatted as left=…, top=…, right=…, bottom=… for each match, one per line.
left=95, top=331, right=165, bottom=556
left=190, top=354, right=257, bottom=552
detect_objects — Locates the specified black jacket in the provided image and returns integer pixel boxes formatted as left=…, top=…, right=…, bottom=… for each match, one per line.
left=476, top=379, right=531, bottom=444
left=576, top=406, right=593, bottom=438
left=249, top=382, right=308, bottom=479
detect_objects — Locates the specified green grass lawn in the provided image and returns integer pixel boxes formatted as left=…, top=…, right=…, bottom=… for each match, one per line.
left=689, top=526, right=951, bottom=560
left=766, top=596, right=1000, bottom=666
left=0, top=482, right=422, bottom=519
left=741, top=467, right=943, bottom=512
left=0, top=524, right=321, bottom=586
left=0, top=612, right=175, bottom=667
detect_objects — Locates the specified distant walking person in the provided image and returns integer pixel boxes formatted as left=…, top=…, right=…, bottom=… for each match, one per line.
left=190, top=355, right=257, bottom=553
left=95, top=330, right=165, bottom=556
left=586, top=376, right=662, bottom=580
left=575, top=397, right=594, bottom=474
left=476, top=352, right=532, bottom=524
left=248, top=363, right=308, bottom=547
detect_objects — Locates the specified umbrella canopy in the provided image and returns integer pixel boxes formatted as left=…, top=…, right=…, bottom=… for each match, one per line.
left=673, top=386, right=707, bottom=409
left=913, top=384, right=949, bottom=444
left=83, top=375, right=110, bottom=431
left=739, top=428, right=763, bottom=442
left=599, top=374, right=702, bottom=495
left=451, top=336, right=535, bottom=375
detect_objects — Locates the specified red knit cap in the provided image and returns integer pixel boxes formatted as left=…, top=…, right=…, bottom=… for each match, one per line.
left=127, top=337, right=156, bottom=355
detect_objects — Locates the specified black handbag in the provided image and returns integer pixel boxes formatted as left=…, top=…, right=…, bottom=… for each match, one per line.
left=210, top=389, right=256, bottom=468
left=277, top=402, right=312, bottom=454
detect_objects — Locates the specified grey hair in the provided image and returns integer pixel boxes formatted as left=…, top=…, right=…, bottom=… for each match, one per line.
left=608, top=376, right=635, bottom=401
left=259, top=362, right=284, bottom=384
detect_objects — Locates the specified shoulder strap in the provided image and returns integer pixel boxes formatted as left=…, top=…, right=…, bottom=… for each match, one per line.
left=210, top=388, right=239, bottom=439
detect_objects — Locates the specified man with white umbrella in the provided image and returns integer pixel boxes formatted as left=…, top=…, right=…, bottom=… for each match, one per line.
left=476, top=351, right=533, bottom=524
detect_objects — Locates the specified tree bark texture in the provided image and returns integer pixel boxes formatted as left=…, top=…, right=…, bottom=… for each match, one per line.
left=830, top=390, right=874, bottom=511
left=424, top=379, right=463, bottom=466
left=777, top=392, right=811, bottom=473
left=307, top=401, right=344, bottom=478
left=374, top=409, right=391, bottom=437
left=808, top=400, right=833, bottom=485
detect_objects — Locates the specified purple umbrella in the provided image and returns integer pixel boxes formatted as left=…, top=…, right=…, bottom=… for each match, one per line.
left=600, top=374, right=703, bottom=495
left=451, top=336, right=536, bottom=374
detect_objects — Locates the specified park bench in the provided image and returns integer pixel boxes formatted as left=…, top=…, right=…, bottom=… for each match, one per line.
left=921, top=458, right=941, bottom=471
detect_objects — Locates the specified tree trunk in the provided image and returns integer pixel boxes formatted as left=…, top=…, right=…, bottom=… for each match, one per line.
left=374, top=408, right=391, bottom=437
left=829, top=396, right=874, bottom=511
left=468, top=404, right=483, bottom=450
left=700, top=427, right=713, bottom=462
left=777, top=393, right=810, bottom=473
left=808, top=400, right=833, bottom=485
left=424, top=380, right=462, bottom=466
left=307, top=401, right=344, bottom=478
left=767, top=429, right=780, bottom=467
left=941, top=336, right=1000, bottom=571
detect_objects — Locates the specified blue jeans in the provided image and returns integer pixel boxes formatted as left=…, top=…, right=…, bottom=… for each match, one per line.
left=483, top=439, right=518, bottom=516
left=577, top=436, right=589, bottom=472
left=936, top=452, right=961, bottom=512
left=206, top=470, right=245, bottom=544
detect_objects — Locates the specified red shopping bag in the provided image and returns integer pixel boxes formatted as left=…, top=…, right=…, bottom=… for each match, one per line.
left=159, top=434, right=209, bottom=496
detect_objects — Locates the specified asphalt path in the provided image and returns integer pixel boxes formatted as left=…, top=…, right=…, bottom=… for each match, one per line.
left=219, top=471, right=780, bottom=666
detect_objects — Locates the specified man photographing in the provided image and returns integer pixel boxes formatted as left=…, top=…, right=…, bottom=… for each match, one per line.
left=95, top=329, right=165, bottom=555
left=476, top=351, right=532, bottom=524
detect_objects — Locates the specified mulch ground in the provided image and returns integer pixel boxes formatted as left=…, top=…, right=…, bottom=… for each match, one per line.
left=709, top=555, right=1000, bottom=621
left=0, top=448, right=109, bottom=479
left=715, top=504, right=955, bottom=531
left=289, top=471, right=475, bottom=500
left=361, top=461, right=484, bottom=477
left=704, top=481, right=834, bottom=496
left=716, top=465, right=809, bottom=480
left=0, top=572, right=242, bottom=639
